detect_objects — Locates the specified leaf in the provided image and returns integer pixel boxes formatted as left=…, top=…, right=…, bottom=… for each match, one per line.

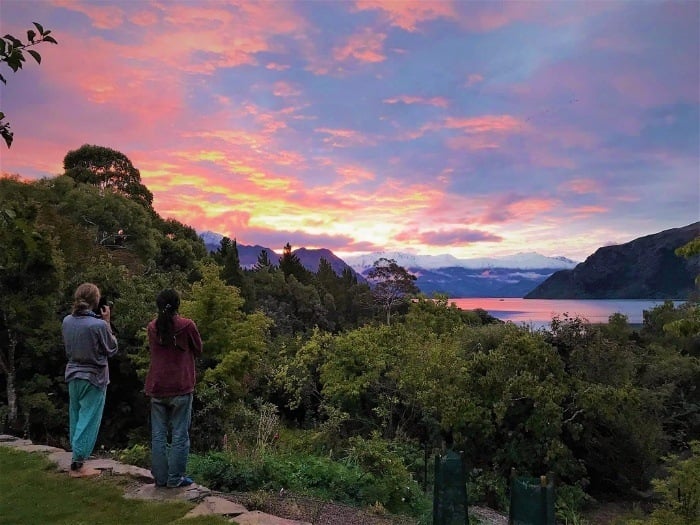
left=27, top=30, right=36, bottom=43
left=43, top=35, right=58, bottom=45
left=32, top=22, right=45, bottom=36
left=3, top=34, right=22, bottom=47
left=27, top=50, right=41, bottom=64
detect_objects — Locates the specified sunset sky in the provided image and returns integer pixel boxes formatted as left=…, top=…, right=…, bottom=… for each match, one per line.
left=1, top=0, right=698, bottom=261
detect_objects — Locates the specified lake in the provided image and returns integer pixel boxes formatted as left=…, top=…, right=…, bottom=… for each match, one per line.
left=449, top=297, right=678, bottom=328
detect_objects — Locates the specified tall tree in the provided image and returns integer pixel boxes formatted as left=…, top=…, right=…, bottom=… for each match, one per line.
left=279, top=243, right=311, bottom=284
left=0, top=23, right=57, bottom=147
left=366, top=258, right=419, bottom=325
left=253, top=249, right=274, bottom=272
left=0, top=178, right=64, bottom=428
left=63, top=144, right=154, bottom=209
left=219, top=237, right=244, bottom=288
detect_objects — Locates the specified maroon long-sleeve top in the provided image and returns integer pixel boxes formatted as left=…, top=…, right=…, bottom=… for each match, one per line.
left=145, top=315, right=203, bottom=398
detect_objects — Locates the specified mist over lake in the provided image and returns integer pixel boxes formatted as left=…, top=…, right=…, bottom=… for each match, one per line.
left=450, top=297, right=678, bottom=328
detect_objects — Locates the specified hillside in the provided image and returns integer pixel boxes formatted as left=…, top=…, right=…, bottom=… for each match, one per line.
left=525, top=222, right=699, bottom=299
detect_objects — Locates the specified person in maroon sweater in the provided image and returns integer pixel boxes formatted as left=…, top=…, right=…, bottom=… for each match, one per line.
left=145, top=289, right=203, bottom=488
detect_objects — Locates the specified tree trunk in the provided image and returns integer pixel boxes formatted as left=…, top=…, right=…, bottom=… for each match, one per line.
left=1, top=311, right=18, bottom=425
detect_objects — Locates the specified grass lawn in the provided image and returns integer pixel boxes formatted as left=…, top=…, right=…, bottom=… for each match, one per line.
left=0, top=447, right=231, bottom=525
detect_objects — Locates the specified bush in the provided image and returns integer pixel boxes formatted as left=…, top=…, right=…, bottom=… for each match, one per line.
left=188, top=447, right=431, bottom=518
left=118, top=444, right=150, bottom=468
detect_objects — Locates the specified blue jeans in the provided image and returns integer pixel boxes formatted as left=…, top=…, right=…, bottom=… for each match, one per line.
left=150, top=394, right=193, bottom=487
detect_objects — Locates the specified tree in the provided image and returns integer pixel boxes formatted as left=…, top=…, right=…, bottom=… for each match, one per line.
left=0, top=23, right=57, bottom=147
left=0, top=177, right=65, bottom=428
left=63, top=144, right=154, bottom=209
left=254, top=249, right=274, bottom=272
left=279, top=243, right=311, bottom=284
left=218, top=237, right=245, bottom=288
left=366, top=258, right=419, bottom=325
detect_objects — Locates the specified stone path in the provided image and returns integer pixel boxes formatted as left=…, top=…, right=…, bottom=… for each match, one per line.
left=0, top=434, right=310, bottom=525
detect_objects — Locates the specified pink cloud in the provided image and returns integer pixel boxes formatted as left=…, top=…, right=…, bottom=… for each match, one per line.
left=53, top=0, right=125, bottom=29
left=272, top=81, right=301, bottom=98
left=383, top=95, right=448, bottom=108
left=396, top=227, right=503, bottom=245
left=314, top=127, right=373, bottom=147
left=333, top=29, right=387, bottom=63
left=465, top=73, right=483, bottom=87
left=558, top=178, right=602, bottom=194
left=354, top=0, right=457, bottom=32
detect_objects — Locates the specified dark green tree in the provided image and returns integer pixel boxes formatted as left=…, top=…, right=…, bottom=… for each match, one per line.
left=1, top=23, right=57, bottom=147
left=218, top=237, right=245, bottom=288
left=63, top=144, right=154, bottom=209
left=254, top=249, right=275, bottom=272
left=279, top=243, right=311, bottom=284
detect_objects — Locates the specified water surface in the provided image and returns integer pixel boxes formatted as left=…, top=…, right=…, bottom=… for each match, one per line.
left=449, top=297, right=677, bottom=328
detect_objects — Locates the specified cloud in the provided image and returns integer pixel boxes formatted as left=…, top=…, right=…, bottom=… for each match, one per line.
left=558, top=178, right=602, bottom=194
left=383, top=95, right=448, bottom=108
left=396, top=227, right=503, bottom=246
left=333, top=28, right=387, bottom=63
left=354, top=0, right=457, bottom=32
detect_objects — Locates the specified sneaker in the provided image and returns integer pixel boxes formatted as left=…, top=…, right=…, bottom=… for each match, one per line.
left=70, top=461, right=83, bottom=471
left=167, top=476, right=194, bottom=488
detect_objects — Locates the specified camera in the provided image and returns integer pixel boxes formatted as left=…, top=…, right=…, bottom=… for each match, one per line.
left=93, top=297, right=114, bottom=318
left=94, top=297, right=118, bottom=334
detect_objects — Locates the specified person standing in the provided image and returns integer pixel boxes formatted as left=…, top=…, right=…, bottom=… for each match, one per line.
left=62, top=282, right=118, bottom=477
left=145, top=289, right=203, bottom=488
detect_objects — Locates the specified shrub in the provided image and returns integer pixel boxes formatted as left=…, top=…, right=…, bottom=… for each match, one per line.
left=118, top=444, right=150, bottom=468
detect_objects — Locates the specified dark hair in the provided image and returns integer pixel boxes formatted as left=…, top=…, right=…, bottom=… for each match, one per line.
left=155, top=289, right=180, bottom=346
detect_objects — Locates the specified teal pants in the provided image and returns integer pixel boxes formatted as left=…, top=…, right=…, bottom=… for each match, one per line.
left=68, top=379, right=106, bottom=462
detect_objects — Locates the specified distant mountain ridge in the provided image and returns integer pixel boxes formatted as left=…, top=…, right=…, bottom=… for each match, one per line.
left=343, top=251, right=577, bottom=271
left=199, top=230, right=576, bottom=297
left=525, top=222, right=700, bottom=299
left=199, top=232, right=361, bottom=280
left=344, top=251, right=577, bottom=298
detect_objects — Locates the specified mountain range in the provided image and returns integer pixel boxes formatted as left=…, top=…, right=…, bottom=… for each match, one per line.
left=201, top=223, right=698, bottom=299
left=526, top=222, right=699, bottom=299
left=200, top=231, right=577, bottom=297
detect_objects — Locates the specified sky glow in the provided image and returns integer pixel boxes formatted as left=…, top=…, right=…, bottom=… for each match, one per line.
left=1, top=0, right=698, bottom=260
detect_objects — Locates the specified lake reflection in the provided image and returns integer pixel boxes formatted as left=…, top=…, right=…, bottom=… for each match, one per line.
left=449, top=297, right=677, bottom=328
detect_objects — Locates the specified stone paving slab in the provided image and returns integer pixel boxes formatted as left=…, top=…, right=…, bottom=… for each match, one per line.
left=124, top=482, right=211, bottom=502
left=234, top=510, right=312, bottom=525
left=0, top=434, right=33, bottom=446
left=184, top=496, right=248, bottom=518
left=8, top=443, right=65, bottom=453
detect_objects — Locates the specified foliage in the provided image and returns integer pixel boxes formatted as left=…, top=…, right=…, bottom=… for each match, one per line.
left=0, top=23, right=57, bottom=147
left=63, top=144, right=154, bottom=209
left=118, top=443, right=150, bottom=468
left=366, top=258, right=419, bottom=325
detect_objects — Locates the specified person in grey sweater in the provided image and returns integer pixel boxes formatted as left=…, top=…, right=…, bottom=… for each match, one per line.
left=62, top=282, right=118, bottom=477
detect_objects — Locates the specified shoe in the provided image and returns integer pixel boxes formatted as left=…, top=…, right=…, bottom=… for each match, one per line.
left=69, top=465, right=101, bottom=477
left=70, top=461, right=83, bottom=471
left=167, top=476, right=194, bottom=488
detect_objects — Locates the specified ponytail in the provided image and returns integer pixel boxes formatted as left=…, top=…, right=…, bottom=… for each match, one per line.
left=155, top=289, right=181, bottom=347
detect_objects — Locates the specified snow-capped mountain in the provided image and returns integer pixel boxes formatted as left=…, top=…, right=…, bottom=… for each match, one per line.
left=343, top=251, right=577, bottom=272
